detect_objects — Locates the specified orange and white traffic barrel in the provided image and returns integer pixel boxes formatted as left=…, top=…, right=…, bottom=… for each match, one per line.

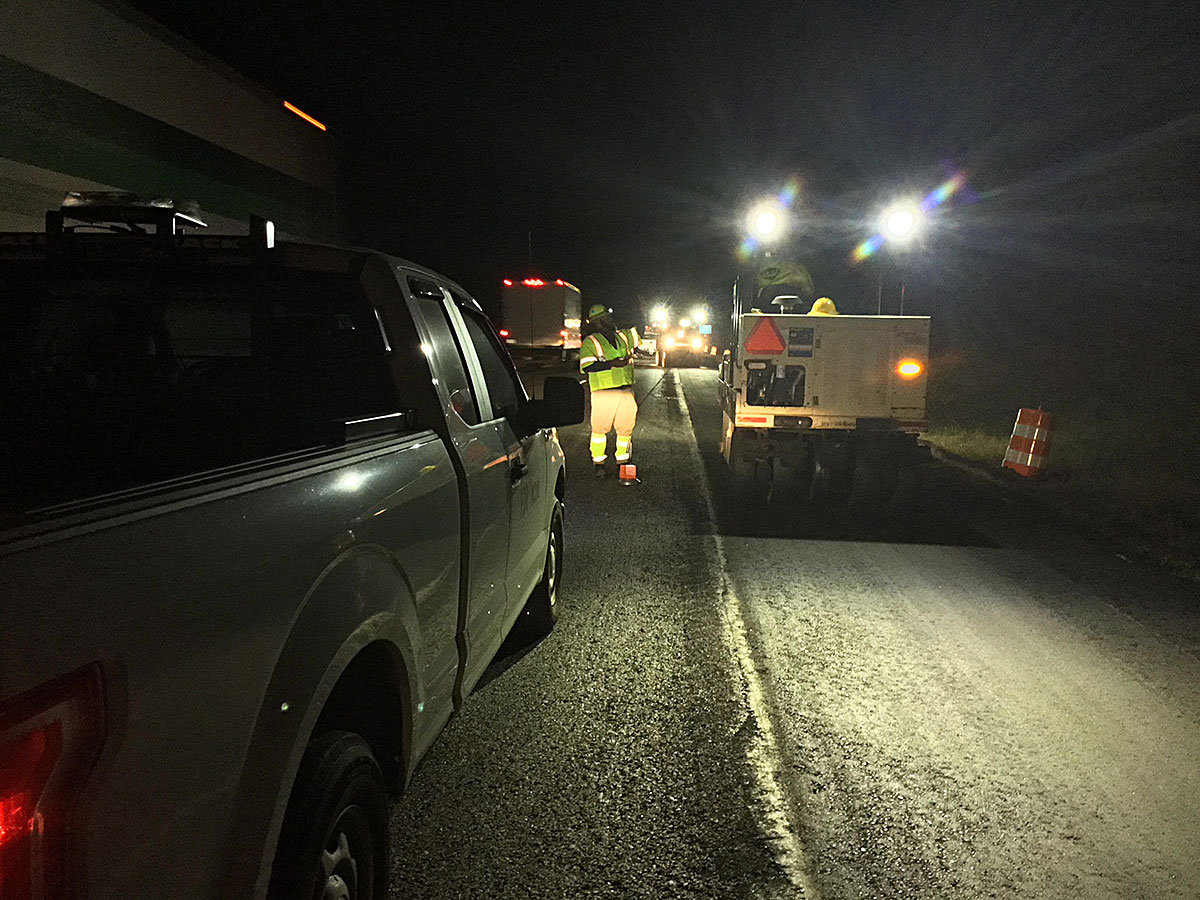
left=1002, top=408, right=1053, bottom=478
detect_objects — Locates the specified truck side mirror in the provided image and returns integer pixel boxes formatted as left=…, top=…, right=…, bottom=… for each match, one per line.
left=516, top=375, right=585, bottom=432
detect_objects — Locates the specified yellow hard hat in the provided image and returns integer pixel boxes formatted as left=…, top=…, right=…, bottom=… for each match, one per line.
left=809, top=297, right=838, bottom=316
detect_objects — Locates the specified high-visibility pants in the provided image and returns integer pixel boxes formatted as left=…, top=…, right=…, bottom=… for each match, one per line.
left=589, top=386, right=637, bottom=463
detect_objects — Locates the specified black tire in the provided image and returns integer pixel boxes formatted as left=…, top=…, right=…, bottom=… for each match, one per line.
left=810, top=440, right=853, bottom=515
left=523, top=500, right=563, bottom=637
left=887, top=461, right=925, bottom=517
left=728, top=430, right=769, bottom=501
left=268, top=731, right=389, bottom=900
left=848, top=455, right=899, bottom=521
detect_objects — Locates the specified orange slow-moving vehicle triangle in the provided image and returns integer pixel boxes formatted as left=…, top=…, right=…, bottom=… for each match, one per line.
left=743, top=316, right=786, bottom=354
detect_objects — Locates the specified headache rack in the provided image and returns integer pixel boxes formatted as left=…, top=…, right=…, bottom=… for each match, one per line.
left=35, top=192, right=275, bottom=250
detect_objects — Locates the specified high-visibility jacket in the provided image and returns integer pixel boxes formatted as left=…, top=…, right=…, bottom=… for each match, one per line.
left=580, top=327, right=639, bottom=391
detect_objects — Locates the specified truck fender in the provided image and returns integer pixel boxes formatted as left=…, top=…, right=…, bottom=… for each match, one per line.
left=214, top=544, right=423, bottom=900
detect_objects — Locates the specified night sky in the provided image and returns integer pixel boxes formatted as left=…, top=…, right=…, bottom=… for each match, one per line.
left=125, top=0, right=1200, bottom=351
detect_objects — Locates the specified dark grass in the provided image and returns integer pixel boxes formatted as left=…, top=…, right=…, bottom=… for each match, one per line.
left=925, top=339, right=1200, bottom=581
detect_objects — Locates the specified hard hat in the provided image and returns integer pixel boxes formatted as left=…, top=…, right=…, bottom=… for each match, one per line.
left=586, top=303, right=611, bottom=319
left=809, top=297, right=839, bottom=316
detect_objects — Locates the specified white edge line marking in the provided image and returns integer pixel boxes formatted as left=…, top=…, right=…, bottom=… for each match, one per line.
left=674, top=372, right=820, bottom=898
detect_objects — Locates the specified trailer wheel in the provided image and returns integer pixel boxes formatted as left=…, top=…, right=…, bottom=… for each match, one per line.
left=887, top=460, right=926, bottom=517
left=848, top=455, right=899, bottom=521
left=728, top=431, right=769, bottom=500
left=810, top=439, right=852, bottom=513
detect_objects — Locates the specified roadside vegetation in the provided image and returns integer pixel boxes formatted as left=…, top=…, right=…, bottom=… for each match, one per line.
left=925, top=345, right=1200, bottom=582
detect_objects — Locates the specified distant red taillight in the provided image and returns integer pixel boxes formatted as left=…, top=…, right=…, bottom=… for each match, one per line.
left=498, top=329, right=510, bottom=338
left=0, top=665, right=105, bottom=899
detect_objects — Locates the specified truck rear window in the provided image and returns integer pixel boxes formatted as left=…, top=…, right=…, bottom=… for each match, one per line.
left=1, top=262, right=402, bottom=518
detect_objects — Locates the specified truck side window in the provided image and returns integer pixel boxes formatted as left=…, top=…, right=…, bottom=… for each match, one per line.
left=459, top=309, right=525, bottom=422
left=265, top=272, right=400, bottom=440
left=411, top=295, right=480, bottom=425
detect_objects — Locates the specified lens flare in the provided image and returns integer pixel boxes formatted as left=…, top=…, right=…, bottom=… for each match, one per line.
left=853, top=234, right=884, bottom=262
left=921, top=171, right=967, bottom=211
left=779, top=177, right=801, bottom=207
left=740, top=177, right=803, bottom=259
left=852, top=171, right=968, bottom=263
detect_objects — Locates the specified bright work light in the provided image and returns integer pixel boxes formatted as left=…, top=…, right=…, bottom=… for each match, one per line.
left=747, top=200, right=786, bottom=242
left=882, top=204, right=920, bottom=243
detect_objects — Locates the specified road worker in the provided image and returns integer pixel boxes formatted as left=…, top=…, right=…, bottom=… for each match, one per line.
left=579, top=303, right=639, bottom=477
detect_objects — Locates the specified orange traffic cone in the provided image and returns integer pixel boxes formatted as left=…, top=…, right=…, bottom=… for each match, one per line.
left=1002, top=408, right=1053, bottom=478
left=618, top=463, right=639, bottom=484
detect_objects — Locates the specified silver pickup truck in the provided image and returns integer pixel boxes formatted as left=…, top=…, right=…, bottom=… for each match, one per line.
left=0, top=195, right=584, bottom=900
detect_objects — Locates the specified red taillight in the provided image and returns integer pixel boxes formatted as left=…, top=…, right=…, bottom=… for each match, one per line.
left=0, top=665, right=105, bottom=899
left=498, top=329, right=510, bottom=338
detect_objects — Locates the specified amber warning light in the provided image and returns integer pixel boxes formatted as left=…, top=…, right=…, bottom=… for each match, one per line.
left=283, top=101, right=327, bottom=131
left=897, top=359, right=923, bottom=378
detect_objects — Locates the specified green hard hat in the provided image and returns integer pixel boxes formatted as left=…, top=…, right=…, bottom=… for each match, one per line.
left=586, top=303, right=610, bottom=319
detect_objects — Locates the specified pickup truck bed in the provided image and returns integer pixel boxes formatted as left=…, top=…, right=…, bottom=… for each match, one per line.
left=0, top=199, right=583, bottom=899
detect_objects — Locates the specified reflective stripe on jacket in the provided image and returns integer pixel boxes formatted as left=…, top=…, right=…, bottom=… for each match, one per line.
left=580, top=327, right=639, bottom=391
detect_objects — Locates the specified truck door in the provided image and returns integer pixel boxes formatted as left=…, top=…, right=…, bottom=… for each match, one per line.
left=406, top=280, right=512, bottom=698
left=450, top=302, right=549, bottom=622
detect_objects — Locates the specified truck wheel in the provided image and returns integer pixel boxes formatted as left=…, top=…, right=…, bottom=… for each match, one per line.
left=524, top=500, right=563, bottom=637
left=268, top=730, right=389, bottom=900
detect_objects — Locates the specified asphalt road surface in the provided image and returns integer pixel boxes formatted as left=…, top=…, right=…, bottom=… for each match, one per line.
left=387, top=364, right=1200, bottom=899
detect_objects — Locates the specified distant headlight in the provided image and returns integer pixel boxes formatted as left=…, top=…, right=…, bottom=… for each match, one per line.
left=664, top=337, right=676, bottom=348
left=690, top=337, right=703, bottom=350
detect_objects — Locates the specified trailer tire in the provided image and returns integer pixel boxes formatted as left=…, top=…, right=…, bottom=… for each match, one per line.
left=887, top=461, right=925, bottom=517
left=810, top=439, right=852, bottom=513
left=729, top=432, right=770, bottom=501
left=849, top=455, right=899, bottom=521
